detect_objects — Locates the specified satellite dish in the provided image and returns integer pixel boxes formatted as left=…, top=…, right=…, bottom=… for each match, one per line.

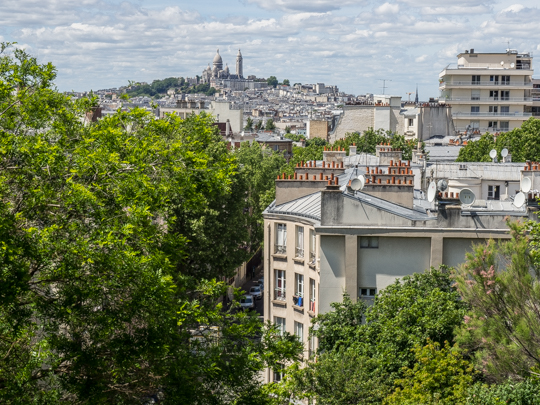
left=459, top=188, right=476, bottom=205
left=437, top=179, right=448, bottom=192
left=501, top=148, right=508, bottom=158
left=514, top=192, right=526, bottom=208
left=427, top=181, right=437, bottom=202
left=500, top=61, right=505, bottom=66
left=489, top=149, right=497, bottom=159
left=511, top=62, right=515, bottom=68
left=350, top=175, right=365, bottom=191
left=521, top=177, right=532, bottom=193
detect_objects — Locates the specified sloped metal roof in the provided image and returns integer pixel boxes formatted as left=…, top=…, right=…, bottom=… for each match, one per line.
left=265, top=192, right=321, bottom=222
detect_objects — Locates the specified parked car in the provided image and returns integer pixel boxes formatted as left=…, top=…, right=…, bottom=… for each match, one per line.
left=249, top=285, right=263, bottom=300
left=240, top=295, right=255, bottom=310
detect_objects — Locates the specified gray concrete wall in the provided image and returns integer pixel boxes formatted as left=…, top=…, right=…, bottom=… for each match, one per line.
left=442, top=238, right=486, bottom=269
left=319, top=235, right=345, bottom=313
left=358, top=236, right=431, bottom=291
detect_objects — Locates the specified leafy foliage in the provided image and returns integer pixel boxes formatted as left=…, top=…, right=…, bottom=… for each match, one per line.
left=267, top=76, right=278, bottom=88
left=0, top=43, right=301, bottom=403
left=290, top=268, right=467, bottom=403
left=454, top=220, right=540, bottom=381
left=265, top=118, right=276, bottom=131
left=384, top=341, right=475, bottom=405
left=456, top=118, right=540, bottom=162
left=126, top=77, right=217, bottom=97
left=465, top=379, right=540, bottom=405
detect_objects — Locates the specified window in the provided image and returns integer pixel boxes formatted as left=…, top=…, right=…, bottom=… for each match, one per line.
left=472, top=75, right=480, bottom=85
left=500, top=121, right=509, bottom=131
left=501, top=75, right=510, bottom=85
left=275, top=270, right=286, bottom=301
left=470, top=106, right=480, bottom=114
left=489, top=90, right=499, bottom=100
left=488, top=185, right=500, bottom=200
left=501, top=106, right=510, bottom=114
left=490, top=75, right=499, bottom=85
left=295, top=226, right=304, bottom=258
left=273, top=363, right=284, bottom=382
left=295, top=273, right=304, bottom=299
left=359, top=287, right=377, bottom=298
left=360, top=236, right=379, bottom=248
left=294, top=321, right=304, bottom=343
left=274, top=317, right=286, bottom=336
left=470, top=121, right=480, bottom=130
left=309, top=278, right=316, bottom=312
left=501, top=90, right=510, bottom=101
left=489, top=106, right=498, bottom=113
left=309, top=229, right=316, bottom=265
left=488, top=121, right=498, bottom=130
left=408, top=118, right=414, bottom=127
left=275, top=223, right=287, bottom=254
left=471, top=89, right=480, bottom=100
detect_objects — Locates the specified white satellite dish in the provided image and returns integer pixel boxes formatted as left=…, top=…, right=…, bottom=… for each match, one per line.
left=511, top=62, right=515, bottom=68
left=437, top=179, right=448, bottom=192
left=350, top=175, right=365, bottom=191
left=489, top=149, right=497, bottom=159
left=427, top=181, right=437, bottom=202
left=501, top=148, right=508, bottom=158
left=514, top=192, right=526, bottom=208
left=500, top=61, right=505, bottom=66
left=521, top=177, right=532, bottom=193
left=459, top=188, right=476, bottom=205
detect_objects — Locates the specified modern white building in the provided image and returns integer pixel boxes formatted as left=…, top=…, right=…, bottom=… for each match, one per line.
left=439, top=48, right=534, bottom=134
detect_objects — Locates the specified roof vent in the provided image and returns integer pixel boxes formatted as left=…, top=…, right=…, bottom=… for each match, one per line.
left=470, top=48, right=474, bottom=54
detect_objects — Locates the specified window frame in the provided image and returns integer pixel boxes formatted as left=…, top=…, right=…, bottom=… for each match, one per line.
left=295, top=226, right=304, bottom=258
left=360, top=236, right=379, bottom=249
left=275, top=223, right=287, bottom=254
left=275, top=270, right=286, bottom=301
left=359, top=287, right=377, bottom=298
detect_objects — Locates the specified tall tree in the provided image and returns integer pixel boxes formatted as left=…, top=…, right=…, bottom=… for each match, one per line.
left=265, top=118, right=276, bottom=131
left=0, top=43, right=301, bottom=404
left=245, top=116, right=254, bottom=130
left=267, top=76, right=278, bottom=88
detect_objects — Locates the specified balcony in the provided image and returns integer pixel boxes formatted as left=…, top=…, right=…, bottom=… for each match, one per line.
left=440, top=81, right=532, bottom=89
left=274, top=245, right=286, bottom=255
left=452, top=112, right=531, bottom=118
left=444, top=97, right=532, bottom=103
left=274, top=287, right=286, bottom=301
left=455, top=126, right=511, bottom=133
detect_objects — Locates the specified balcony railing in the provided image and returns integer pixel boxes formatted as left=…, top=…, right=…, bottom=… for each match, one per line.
left=274, top=245, right=286, bottom=255
left=274, top=287, right=286, bottom=301
left=445, top=97, right=532, bottom=102
left=455, top=127, right=511, bottom=133
left=453, top=112, right=532, bottom=117
left=440, top=81, right=530, bottom=87
left=295, top=247, right=304, bottom=258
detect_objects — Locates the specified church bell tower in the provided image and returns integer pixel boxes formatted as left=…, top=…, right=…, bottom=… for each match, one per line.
left=236, top=49, right=243, bottom=79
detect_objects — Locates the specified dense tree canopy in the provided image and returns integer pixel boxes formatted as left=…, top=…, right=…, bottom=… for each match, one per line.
left=0, top=43, right=300, bottom=404
left=456, top=118, right=540, bottom=162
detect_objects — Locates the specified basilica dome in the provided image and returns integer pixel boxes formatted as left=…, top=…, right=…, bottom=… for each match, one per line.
left=213, top=49, right=223, bottom=65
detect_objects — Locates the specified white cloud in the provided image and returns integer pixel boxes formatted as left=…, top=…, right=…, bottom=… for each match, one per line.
left=374, top=3, right=400, bottom=15
left=246, top=0, right=363, bottom=12
left=415, top=54, right=427, bottom=62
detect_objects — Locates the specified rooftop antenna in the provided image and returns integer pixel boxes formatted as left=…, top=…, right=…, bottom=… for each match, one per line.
left=379, top=79, right=392, bottom=95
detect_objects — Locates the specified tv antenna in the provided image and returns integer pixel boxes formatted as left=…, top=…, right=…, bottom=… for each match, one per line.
left=379, top=79, right=392, bottom=95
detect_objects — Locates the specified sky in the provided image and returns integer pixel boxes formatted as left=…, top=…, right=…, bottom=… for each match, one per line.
left=2, top=0, right=540, bottom=98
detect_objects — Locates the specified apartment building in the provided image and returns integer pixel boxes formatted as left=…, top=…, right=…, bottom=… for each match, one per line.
left=262, top=146, right=537, bottom=383
left=439, top=48, right=534, bottom=134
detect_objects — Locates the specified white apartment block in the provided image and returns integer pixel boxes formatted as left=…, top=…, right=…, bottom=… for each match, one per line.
left=439, top=48, right=534, bottom=134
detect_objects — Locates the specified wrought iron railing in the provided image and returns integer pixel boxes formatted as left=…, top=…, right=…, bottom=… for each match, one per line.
left=274, top=287, right=286, bottom=301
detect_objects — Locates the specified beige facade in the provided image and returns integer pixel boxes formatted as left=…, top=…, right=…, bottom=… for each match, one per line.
left=307, top=120, right=329, bottom=140
left=262, top=149, right=536, bottom=383
left=439, top=49, right=533, bottom=133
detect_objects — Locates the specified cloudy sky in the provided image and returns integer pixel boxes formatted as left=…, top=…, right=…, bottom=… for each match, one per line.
left=2, top=0, right=539, bottom=98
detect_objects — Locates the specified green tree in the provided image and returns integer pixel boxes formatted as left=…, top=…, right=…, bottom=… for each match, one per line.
left=255, top=120, right=263, bottom=131
left=465, top=379, right=540, bottom=404
left=282, top=79, right=290, bottom=86
left=454, top=220, right=540, bottom=380
left=456, top=118, right=540, bottom=162
left=267, top=76, right=278, bottom=88
left=384, top=341, right=475, bottom=405
left=284, top=125, right=291, bottom=133
left=290, top=268, right=468, bottom=404
left=0, top=43, right=301, bottom=403
left=245, top=116, right=254, bottom=130
left=265, top=118, right=276, bottom=131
